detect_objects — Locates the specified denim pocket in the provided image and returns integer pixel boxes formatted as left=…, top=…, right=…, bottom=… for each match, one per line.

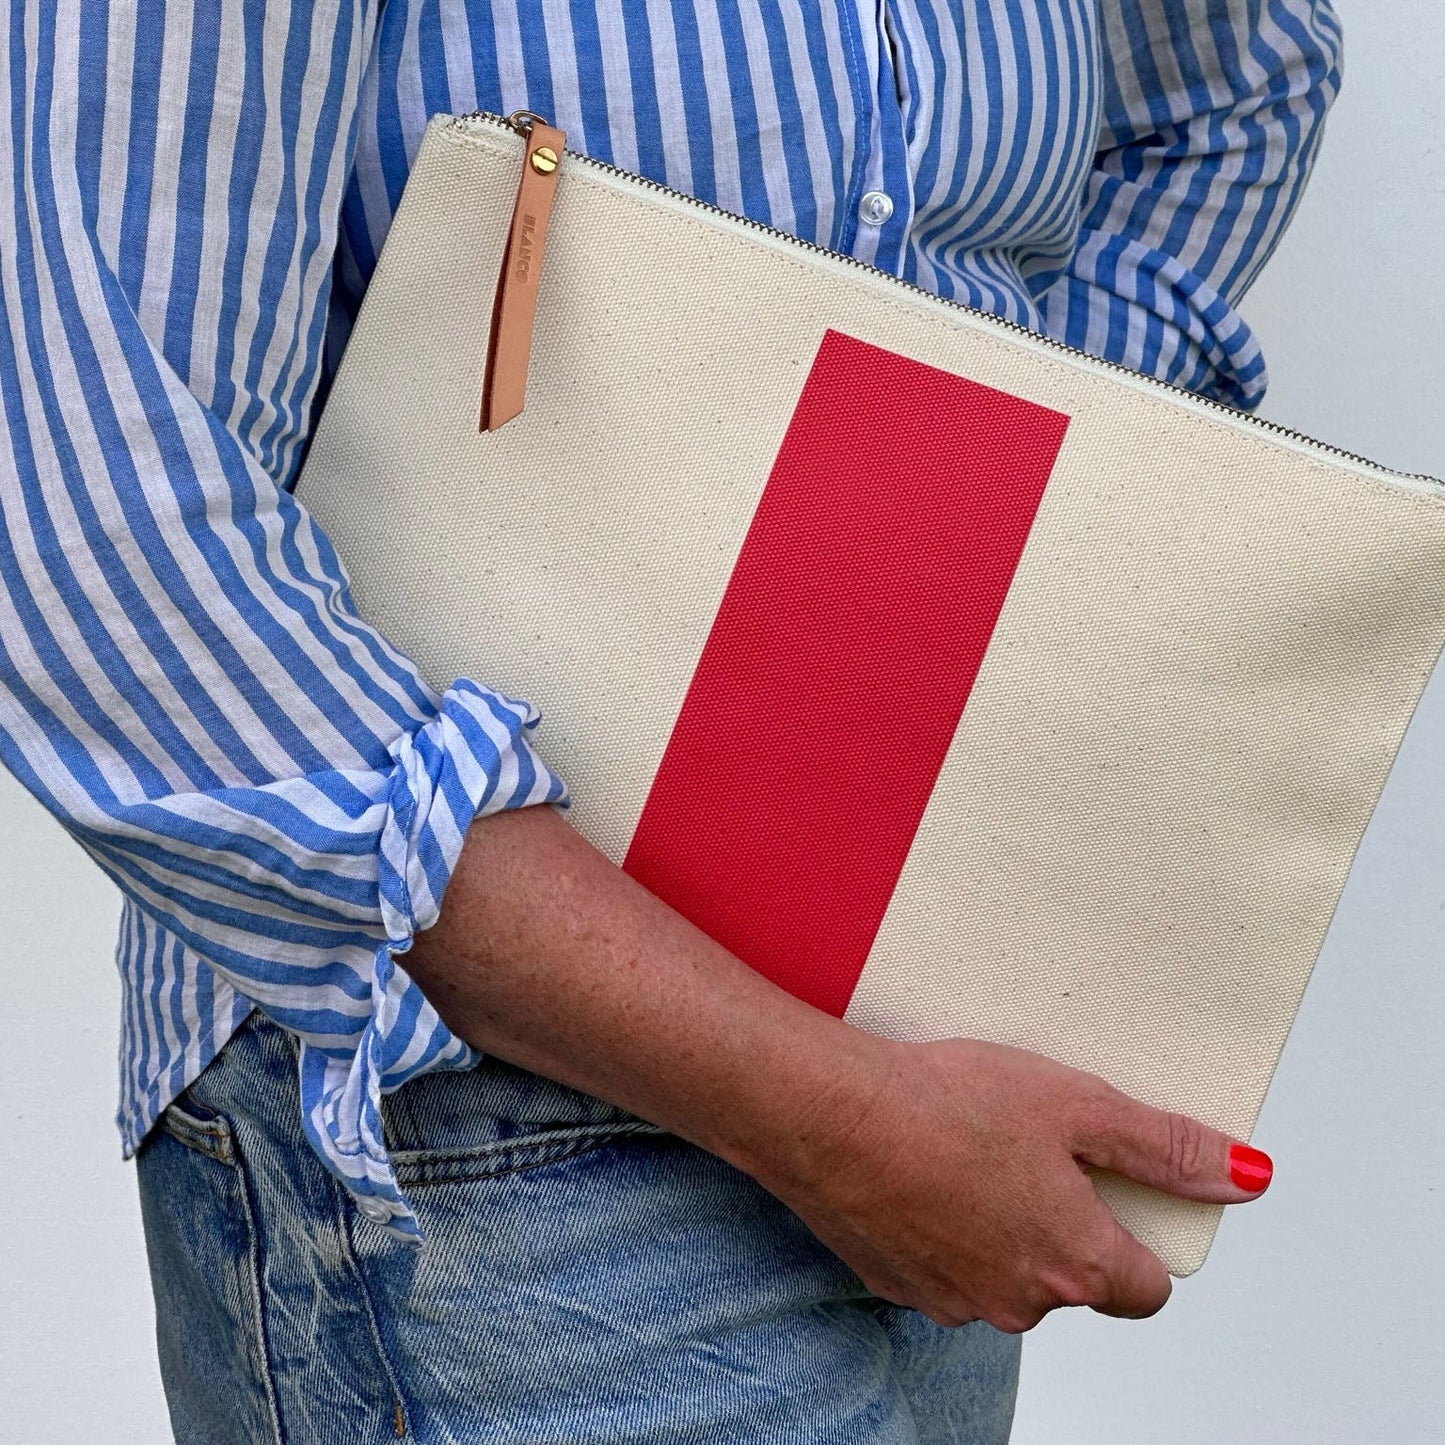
left=137, top=1095, right=284, bottom=1444
left=380, top=1051, right=665, bottom=1188
left=389, top=1117, right=665, bottom=1187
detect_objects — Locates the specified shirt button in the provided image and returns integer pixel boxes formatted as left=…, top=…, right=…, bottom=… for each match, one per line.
left=858, top=190, right=894, bottom=226
left=356, top=1196, right=390, bottom=1223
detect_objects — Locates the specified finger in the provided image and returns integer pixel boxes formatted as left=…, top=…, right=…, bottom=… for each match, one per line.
left=1071, top=1085, right=1273, bottom=1205
left=1084, top=1196, right=1173, bottom=1320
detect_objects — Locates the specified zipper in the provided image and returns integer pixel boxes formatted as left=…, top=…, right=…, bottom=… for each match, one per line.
left=456, top=109, right=1440, bottom=491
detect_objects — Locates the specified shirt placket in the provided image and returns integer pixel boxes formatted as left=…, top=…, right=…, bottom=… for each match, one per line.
left=845, top=0, right=917, bottom=275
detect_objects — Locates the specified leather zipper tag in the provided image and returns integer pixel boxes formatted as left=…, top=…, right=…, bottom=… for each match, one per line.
left=479, top=120, right=566, bottom=431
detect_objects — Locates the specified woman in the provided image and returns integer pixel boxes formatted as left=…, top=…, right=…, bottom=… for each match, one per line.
left=0, top=2, right=1339, bottom=1440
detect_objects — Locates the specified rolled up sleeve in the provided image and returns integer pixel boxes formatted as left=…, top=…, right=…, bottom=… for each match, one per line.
left=0, top=0, right=564, bottom=1236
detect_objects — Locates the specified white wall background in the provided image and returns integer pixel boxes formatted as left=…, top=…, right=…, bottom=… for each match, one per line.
left=2, top=3, right=1440, bottom=1440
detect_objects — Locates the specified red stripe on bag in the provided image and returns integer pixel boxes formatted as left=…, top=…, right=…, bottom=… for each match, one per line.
left=623, top=329, right=1069, bottom=1016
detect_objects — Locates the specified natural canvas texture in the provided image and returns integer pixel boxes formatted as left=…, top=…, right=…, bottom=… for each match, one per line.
left=297, top=116, right=1445, bottom=1275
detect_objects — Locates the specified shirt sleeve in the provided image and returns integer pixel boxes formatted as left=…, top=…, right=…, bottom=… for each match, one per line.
left=1036, top=0, right=1344, bottom=410
left=0, top=2, right=566, bottom=1238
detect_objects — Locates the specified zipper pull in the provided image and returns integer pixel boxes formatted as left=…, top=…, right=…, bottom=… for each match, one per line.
left=479, top=111, right=566, bottom=431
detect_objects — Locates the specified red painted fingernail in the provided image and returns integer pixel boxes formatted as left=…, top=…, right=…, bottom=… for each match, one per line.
left=1228, top=1143, right=1273, bottom=1193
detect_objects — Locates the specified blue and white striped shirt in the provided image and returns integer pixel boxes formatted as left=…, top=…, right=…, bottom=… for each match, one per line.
left=0, top=0, right=1342, bottom=1237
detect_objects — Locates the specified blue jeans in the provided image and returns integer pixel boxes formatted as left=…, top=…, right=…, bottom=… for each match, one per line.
left=136, top=1012, right=1019, bottom=1443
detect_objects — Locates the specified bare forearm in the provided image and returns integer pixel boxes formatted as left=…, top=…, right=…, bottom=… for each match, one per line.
left=403, top=803, right=882, bottom=1188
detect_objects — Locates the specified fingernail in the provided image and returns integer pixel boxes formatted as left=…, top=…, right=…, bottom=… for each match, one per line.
left=1228, top=1143, right=1273, bottom=1193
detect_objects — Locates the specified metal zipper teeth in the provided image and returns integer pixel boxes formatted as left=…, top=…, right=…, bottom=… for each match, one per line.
left=453, top=110, right=1440, bottom=490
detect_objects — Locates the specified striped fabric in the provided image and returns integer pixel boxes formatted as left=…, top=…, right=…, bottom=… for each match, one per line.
left=0, top=0, right=1341, bottom=1238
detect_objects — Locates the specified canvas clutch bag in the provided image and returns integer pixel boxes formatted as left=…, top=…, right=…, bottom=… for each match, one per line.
left=296, top=111, right=1445, bottom=1276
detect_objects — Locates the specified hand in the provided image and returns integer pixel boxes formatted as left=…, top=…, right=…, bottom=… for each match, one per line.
left=754, top=1036, right=1270, bottom=1333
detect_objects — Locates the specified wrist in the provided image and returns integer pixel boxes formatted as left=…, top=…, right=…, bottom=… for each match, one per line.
left=408, top=804, right=900, bottom=1202
left=707, top=1017, right=898, bottom=1202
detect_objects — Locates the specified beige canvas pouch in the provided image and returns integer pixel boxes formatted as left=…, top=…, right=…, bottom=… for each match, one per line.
left=298, top=113, right=1445, bottom=1275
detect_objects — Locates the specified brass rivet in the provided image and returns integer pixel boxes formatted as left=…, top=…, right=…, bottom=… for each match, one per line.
left=530, top=146, right=558, bottom=175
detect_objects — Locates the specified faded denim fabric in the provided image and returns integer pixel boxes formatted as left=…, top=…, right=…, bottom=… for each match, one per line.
left=136, top=1013, right=1020, bottom=1443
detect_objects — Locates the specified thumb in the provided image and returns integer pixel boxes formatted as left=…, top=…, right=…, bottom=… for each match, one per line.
left=1085, top=1194, right=1173, bottom=1320
left=1072, top=1085, right=1274, bottom=1205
